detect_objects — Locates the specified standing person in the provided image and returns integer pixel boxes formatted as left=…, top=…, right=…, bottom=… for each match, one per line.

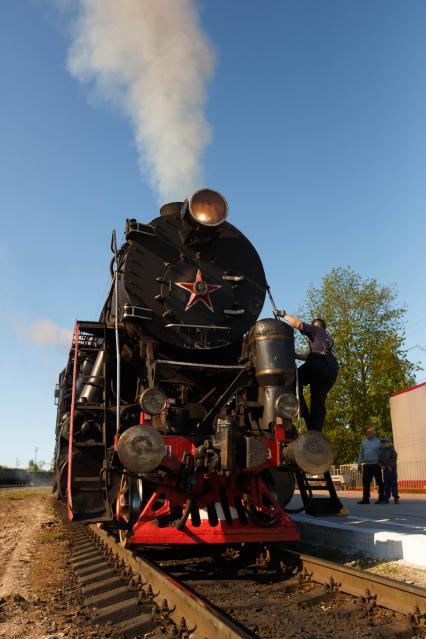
left=357, top=427, right=386, bottom=504
left=273, top=311, right=338, bottom=432
left=381, top=438, right=399, bottom=504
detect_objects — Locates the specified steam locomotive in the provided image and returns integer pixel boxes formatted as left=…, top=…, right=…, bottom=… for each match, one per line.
left=54, top=188, right=335, bottom=546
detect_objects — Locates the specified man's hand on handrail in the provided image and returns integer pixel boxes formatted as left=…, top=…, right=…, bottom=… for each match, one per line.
left=273, top=309, right=304, bottom=331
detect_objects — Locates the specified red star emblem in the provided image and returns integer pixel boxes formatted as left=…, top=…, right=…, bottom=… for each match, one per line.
left=175, top=269, right=221, bottom=312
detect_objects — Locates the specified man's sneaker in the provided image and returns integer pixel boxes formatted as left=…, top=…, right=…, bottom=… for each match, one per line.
left=394, top=498, right=400, bottom=504
left=357, top=499, right=370, bottom=504
left=375, top=499, right=387, bottom=504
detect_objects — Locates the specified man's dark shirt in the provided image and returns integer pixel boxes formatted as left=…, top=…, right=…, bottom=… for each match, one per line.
left=380, top=446, right=397, bottom=470
left=300, top=324, right=338, bottom=366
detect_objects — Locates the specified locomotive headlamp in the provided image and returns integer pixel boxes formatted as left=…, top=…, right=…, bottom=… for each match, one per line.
left=139, top=387, right=167, bottom=415
left=275, top=393, right=299, bottom=419
left=117, top=425, right=165, bottom=473
left=188, top=188, right=228, bottom=227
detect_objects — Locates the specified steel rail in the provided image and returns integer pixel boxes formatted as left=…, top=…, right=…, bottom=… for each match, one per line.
left=87, top=524, right=252, bottom=639
left=281, top=548, right=426, bottom=619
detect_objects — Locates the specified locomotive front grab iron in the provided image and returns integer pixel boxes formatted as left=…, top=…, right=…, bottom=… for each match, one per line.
left=54, top=188, right=335, bottom=546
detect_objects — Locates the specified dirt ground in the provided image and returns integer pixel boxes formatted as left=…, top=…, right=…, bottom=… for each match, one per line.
left=0, top=487, right=108, bottom=639
left=0, top=488, right=424, bottom=639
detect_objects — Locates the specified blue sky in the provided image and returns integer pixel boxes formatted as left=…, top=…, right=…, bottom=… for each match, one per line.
left=1, top=1, right=425, bottom=468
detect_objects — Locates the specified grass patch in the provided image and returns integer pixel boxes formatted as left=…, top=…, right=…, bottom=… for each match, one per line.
left=0, top=486, right=51, bottom=500
left=295, top=542, right=389, bottom=571
left=0, top=489, right=27, bottom=500
left=301, top=546, right=397, bottom=573
left=39, top=530, right=65, bottom=544
left=374, top=563, right=400, bottom=576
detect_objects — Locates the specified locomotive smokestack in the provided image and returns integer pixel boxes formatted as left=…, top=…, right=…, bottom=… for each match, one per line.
left=160, top=202, right=183, bottom=217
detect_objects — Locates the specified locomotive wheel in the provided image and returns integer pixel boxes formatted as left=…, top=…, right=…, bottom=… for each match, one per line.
left=57, top=458, right=68, bottom=501
left=244, top=473, right=282, bottom=528
left=262, top=469, right=295, bottom=509
left=116, top=474, right=144, bottom=547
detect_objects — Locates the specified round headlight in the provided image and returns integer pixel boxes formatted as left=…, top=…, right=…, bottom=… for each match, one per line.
left=117, top=425, right=165, bottom=473
left=139, top=387, right=167, bottom=415
left=275, top=393, right=299, bottom=419
left=188, top=188, right=228, bottom=227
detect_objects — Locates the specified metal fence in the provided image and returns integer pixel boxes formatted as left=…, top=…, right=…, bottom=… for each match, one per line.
left=335, top=462, right=426, bottom=491
left=338, top=464, right=362, bottom=489
left=393, top=460, right=426, bottom=489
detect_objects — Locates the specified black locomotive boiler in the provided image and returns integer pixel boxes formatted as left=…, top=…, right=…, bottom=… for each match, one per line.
left=54, top=188, right=335, bottom=546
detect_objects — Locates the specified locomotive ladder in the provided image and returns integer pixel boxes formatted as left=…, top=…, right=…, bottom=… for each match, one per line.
left=67, top=321, right=115, bottom=522
left=293, top=469, right=344, bottom=516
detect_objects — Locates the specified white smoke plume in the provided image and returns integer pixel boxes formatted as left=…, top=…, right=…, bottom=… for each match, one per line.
left=27, top=319, right=73, bottom=349
left=67, top=0, right=216, bottom=202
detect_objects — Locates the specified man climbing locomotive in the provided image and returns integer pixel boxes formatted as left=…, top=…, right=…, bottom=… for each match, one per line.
left=54, top=187, right=344, bottom=547
left=271, top=310, right=347, bottom=517
left=273, top=312, right=338, bottom=432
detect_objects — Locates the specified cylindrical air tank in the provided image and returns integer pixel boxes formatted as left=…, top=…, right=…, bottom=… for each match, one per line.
left=249, top=319, right=296, bottom=428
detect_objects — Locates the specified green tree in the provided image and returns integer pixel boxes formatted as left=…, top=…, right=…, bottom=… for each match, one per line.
left=298, top=267, right=418, bottom=464
left=27, top=459, right=46, bottom=472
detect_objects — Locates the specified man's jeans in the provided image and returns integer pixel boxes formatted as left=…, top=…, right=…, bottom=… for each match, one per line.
left=362, top=463, right=384, bottom=500
left=298, top=354, right=338, bottom=431
left=383, top=468, right=399, bottom=500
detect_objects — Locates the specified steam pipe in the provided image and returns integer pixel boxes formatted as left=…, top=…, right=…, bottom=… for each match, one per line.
left=295, top=367, right=303, bottom=434
left=78, top=350, right=104, bottom=404
left=112, top=230, right=121, bottom=436
left=175, top=498, right=193, bottom=531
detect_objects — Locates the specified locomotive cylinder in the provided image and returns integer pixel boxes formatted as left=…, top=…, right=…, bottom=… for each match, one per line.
left=249, top=319, right=296, bottom=428
left=282, top=431, right=334, bottom=474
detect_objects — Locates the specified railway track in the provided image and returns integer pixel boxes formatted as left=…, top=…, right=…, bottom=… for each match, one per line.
left=71, top=524, right=426, bottom=638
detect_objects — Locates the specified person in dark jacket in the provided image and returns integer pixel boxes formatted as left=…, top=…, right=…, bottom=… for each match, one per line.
left=273, top=311, right=338, bottom=432
left=380, top=438, right=399, bottom=504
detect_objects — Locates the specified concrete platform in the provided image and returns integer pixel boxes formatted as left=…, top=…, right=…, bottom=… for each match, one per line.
left=288, top=491, right=426, bottom=567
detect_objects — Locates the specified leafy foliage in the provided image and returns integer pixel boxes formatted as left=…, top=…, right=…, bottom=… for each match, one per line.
left=298, top=267, right=418, bottom=464
left=27, top=459, right=46, bottom=472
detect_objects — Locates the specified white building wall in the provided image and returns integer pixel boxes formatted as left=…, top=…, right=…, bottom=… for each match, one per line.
left=389, top=382, right=426, bottom=482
